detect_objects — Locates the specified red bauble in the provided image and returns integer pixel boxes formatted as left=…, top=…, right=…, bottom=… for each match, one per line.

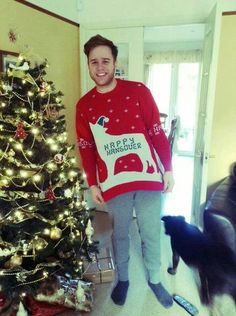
left=45, top=186, right=56, bottom=201
left=0, top=292, right=6, bottom=307
left=15, top=122, right=27, bottom=140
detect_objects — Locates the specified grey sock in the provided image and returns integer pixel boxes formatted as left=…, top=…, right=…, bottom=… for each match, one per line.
left=148, top=281, right=173, bottom=308
left=111, top=280, right=129, bottom=305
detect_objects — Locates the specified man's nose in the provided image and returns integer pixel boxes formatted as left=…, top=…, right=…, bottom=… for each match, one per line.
left=97, top=62, right=104, bottom=69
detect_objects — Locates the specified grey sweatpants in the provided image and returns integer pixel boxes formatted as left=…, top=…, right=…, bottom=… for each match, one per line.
left=106, top=190, right=163, bottom=283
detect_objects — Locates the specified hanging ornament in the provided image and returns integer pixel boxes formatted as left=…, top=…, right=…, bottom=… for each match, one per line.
left=32, top=237, right=48, bottom=251
left=16, top=272, right=27, bottom=283
left=45, top=105, right=59, bottom=121
left=50, top=227, right=62, bottom=240
left=13, top=210, right=25, bottom=222
left=85, top=219, right=94, bottom=244
left=54, top=153, right=64, bottom=164
left=39, top=81, right=47, bottom=93
left=9, top=254, right=23, bottom=268
left=45, top=185, right=56, bottom=201
left=39, top=81, right=51, bottom=94
left=15, top=122, right=27, bottom=140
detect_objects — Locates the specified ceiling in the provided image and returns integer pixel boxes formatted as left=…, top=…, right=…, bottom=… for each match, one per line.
left=23, top=0, right=235, bottom=53
left=24, top=0, right=218, bottom=25
left=24, top=0, right=236, bottom=27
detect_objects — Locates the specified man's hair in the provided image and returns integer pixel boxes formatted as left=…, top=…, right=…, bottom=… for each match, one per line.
left=84, top=34, right=118, bottom=61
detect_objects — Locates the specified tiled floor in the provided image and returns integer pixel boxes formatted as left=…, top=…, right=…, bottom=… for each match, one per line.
left=60, top=209, right=236, bottom=316
left=61, top=211, right=212, bottom=316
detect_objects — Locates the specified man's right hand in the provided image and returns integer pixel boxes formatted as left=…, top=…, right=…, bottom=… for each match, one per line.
left=90, top=185, right=104, bottom=204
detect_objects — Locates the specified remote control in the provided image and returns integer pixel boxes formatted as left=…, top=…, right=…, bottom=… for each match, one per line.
left=173, top=294, right=199, bottom=316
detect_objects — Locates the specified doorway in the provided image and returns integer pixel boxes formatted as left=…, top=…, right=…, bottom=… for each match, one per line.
left=144, top=24, right=204, bottom=221
left=146, top=63, right=200, bottom=222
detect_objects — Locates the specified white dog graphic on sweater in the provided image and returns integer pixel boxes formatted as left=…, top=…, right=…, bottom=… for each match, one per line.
left=89, top=116, right=162, bottom=191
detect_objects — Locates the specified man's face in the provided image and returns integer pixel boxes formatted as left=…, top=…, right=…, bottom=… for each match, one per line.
left=88, top=45, right=117, bottom=92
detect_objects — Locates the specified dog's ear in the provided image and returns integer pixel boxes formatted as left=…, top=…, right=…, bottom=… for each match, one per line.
left=161, top=215, right=185, bottom=222
left=161, top=216, right=171, bottom=222
left=177, top=215, right=185, bottom=222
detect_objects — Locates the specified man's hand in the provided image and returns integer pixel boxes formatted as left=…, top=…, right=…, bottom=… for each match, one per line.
left=163, top=171, right=175, bottom=192
left=90, top=185, right=104, bottom=204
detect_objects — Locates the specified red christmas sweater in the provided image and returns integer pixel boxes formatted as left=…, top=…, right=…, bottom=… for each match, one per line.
left=76, top=79, right=172, bottom=202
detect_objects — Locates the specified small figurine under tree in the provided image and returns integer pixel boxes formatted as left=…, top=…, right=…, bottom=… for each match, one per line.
left=0, top=55, right=97, bottom=314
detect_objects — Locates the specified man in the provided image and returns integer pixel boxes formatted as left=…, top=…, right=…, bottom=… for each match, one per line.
left=76, top=34, right=174, bottom=308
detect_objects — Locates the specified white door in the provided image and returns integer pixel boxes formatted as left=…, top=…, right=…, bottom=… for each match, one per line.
left=192, top=4, right=221, bottom=225
left=80, top=26, right=144, bottom=94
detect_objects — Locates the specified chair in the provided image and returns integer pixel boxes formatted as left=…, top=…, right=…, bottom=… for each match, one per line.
left=160, top=113, right=168, bottom=129
left=168, top=116, right=180, bottom=156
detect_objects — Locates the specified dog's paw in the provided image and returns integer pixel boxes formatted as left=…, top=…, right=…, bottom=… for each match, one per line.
left=167, top=267, right=177, bottom=275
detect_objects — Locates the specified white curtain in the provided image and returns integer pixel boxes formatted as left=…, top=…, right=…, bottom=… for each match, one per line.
left=144, top=49, right=202, bottom=65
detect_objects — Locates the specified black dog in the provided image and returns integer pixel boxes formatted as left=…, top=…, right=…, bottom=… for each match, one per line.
left=162, top=215, right=236, bottom=306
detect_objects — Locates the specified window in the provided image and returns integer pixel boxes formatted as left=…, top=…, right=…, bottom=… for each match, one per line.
left=147, top=62, right=200, bottom=155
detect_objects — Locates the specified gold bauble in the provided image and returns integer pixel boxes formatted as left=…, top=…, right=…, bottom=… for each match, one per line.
left=34, top=238, right=48, bottom=250
left=50, top=227, right=62, bottom=240
left=10, top=254, right=23, bottom=267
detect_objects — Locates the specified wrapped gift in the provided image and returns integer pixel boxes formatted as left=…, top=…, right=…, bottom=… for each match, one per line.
left=35, top=277, right=94, bottom=313
left=83, top=247, right=115, bottom=283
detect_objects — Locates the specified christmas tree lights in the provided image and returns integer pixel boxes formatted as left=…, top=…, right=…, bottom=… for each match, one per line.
left=0, top=55, right=96, bottom=313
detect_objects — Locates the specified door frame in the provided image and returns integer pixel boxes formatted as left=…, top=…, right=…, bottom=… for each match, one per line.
left=192, top=3, right=222, bottom=225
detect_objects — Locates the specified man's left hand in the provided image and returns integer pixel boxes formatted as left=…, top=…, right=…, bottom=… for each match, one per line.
left=163, top=171, right=174, bottom=192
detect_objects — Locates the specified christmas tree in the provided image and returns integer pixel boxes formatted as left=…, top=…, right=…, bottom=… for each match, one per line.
left=0, top=55, right=96, bottom=314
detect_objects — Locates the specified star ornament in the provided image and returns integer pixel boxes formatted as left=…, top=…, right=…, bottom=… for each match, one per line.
left=8, top=29, right=18, bottom=43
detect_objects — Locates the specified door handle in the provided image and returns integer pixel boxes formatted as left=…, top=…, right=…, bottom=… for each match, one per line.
left=194, top=151, right=203, bottom=158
